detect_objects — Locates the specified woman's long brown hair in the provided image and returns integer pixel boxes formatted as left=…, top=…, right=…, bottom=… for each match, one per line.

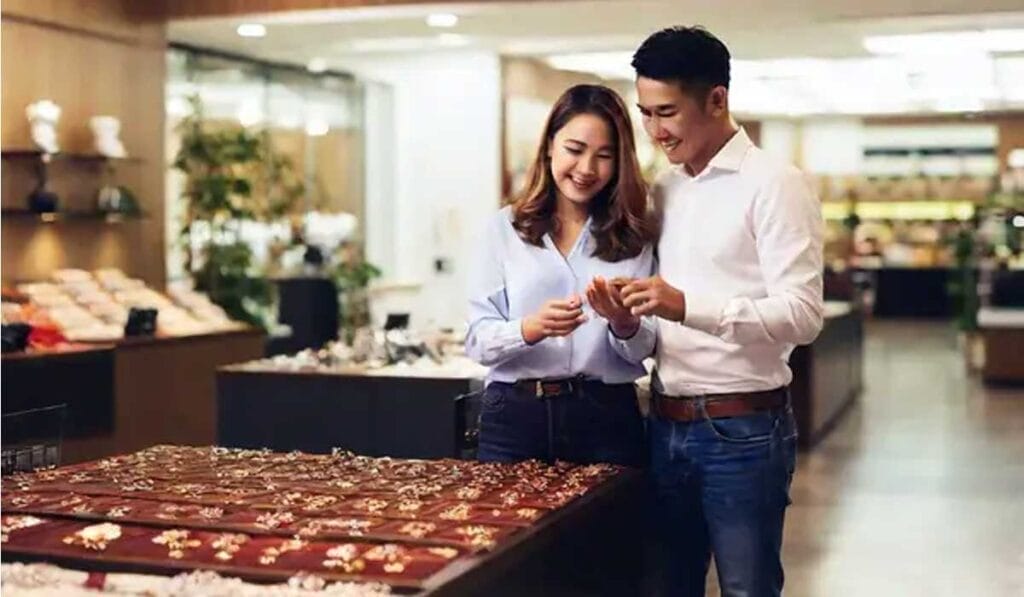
left=510, top=84, right=652, bottom=262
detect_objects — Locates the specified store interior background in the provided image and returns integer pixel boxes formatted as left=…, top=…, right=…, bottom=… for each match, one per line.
left=2, top=1, right=1024, bottom=595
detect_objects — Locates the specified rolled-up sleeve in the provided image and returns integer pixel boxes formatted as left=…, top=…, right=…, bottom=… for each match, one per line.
left=682, top=167, right=824, bottom=346
left=608, top=244, right=657, bottom=363
left=465, top=216, right=532, bottom=367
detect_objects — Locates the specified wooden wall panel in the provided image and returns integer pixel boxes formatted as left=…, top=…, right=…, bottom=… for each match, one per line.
left=165, top=0, right=550, bottom=19
left=503, top=57, right=603, bottom=104
left=1, top=4, right=167, bottom=287
left=996, top=116, right=1024, bottom=172
left=1, top=0, right=164, bottom=44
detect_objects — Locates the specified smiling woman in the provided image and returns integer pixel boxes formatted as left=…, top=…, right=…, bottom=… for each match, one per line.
left=465, top=83, right=658, bottom=469
left=510, top=84, right=651, bottom=262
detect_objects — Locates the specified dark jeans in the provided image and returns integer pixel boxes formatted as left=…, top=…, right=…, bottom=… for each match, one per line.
left=477, top=380, right=646, bottom=467
left=648, top=400, right=798, bottom=597
left=478, top=379, right=647, bottom=596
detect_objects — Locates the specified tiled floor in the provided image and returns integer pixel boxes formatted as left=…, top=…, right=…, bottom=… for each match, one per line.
left=773, top=321, right=1024, bottom=596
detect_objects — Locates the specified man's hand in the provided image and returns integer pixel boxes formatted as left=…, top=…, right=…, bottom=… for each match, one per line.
left=620, top=276, right=686, bottom=322
left=586, top=276, right=640, bottom=338
left=521, top=295, right=587, bottom=344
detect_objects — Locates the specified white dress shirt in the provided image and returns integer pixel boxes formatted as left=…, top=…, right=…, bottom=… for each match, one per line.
left=653, top=128, right=824, bottom=395
left=465, top=206, right=656, bottom=385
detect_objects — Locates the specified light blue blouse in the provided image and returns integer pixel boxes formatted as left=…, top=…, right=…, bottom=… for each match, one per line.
left=465, top=206, right=656, bottom=385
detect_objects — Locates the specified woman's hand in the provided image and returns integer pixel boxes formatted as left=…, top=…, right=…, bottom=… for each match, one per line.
left=586, top=277, right=640, bottom=338
left=521, top=295, right=587, bottom=344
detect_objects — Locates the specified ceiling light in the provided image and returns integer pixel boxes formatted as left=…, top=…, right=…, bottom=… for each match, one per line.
left=305, top=118, right=329, bottom=136
left=1009, top=149, right=1024, bottom=169
left=426, top=13, right=458, bottom=28
left=544, top=52, right=633, bottom=80
left=307, top=57, right=328, bottom=73
left=237, top=102, right=263, bottom=127
left=981, top=29, right=1024, bottom=52
left=864, top=29, right=1024, bottom=55
left=236, top=23, right=267, bottom=38
left=438, top=33, right=469, bottom=47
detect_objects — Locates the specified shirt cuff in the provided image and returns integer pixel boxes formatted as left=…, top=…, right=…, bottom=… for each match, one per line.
left=607, top=318, right=656, bottom=364
left=503, top=318, right=531, bottom=350
left=608, top=319, right=640, bottom=340
left=682, top=292, right=727, bottom=336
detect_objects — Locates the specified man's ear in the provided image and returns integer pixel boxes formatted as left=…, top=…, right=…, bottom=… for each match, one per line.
left=707, top=86, right=728, bottom=117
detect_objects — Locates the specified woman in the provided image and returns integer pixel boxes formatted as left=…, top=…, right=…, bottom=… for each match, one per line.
left=466, top=84, right=656, bottom=467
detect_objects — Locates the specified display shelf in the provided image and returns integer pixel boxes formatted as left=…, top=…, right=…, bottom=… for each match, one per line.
left=1, top=208, right=146, bottom=223
left=822, top=200, right=976, bottom=221
left=1, top=150, right=142, bottom=163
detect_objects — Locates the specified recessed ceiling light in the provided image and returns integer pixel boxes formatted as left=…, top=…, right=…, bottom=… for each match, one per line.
left=307, top=57, right=328, bottom=73
left=438, top=33, right=469, bottom=47
left=426, top=13, right=458, bottom=28
left=305, top=118, right=329, bottom=137
left=237, top=102, right=263, bottom=127
left=236, top=23, right=267, bottom=38
left=1009, top=148, right=1024, bottom=169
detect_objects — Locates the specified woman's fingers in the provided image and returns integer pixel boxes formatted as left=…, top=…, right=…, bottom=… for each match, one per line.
left=587, top=288, right=612, bottom=317
left=545, top=322, right=583, bottom=336
left=546, top=305, right=583, bottom=322
left=607, top=285, right=626, bottom=310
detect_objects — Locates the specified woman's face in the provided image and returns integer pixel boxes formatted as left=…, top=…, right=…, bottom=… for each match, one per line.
left=547, top=113, right=616, bottom=207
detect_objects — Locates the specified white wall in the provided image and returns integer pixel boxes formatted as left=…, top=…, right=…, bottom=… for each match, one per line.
left=342, top=51, right=503, bottom=329
left=363, top=81, right=397, bottom=285
left=800, top=118, right=865, bottom=175
left=759, top=120, right=799, bottom=165
left=759, top=118, right=999, bottom=177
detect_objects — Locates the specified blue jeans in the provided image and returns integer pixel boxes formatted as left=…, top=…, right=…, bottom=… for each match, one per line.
left=648, top=400, right=798, bottom=597
left=477, top=380, right=646, bottom=467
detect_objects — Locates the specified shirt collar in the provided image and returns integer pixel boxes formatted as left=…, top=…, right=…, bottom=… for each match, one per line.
left=679, top=127, right=752, bottom=178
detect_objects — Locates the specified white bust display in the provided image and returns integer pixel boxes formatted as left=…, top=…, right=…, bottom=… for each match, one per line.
left=90, top=116, right=127, bottom=158
left=25, top=100, right=62, bottom=154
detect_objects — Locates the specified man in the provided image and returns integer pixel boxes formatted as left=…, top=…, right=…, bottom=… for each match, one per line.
left=619, top=26, right=824, bottom=596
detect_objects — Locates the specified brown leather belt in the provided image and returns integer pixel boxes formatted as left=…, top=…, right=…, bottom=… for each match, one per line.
left=511, top=377, right=580, bottom=398
left=652, top=387, right=787, bottom=423
left=511, top=377, right=629, bottom=398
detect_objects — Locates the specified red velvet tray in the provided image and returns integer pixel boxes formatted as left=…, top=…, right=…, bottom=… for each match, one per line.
left=2, top=446, right=621, bottom=589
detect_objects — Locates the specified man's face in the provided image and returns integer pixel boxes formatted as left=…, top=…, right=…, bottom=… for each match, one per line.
left=635, top=76, right=721, bottom=168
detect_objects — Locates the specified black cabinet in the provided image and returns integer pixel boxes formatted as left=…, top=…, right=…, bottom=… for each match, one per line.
left=217, top=368, right=483, bottom=459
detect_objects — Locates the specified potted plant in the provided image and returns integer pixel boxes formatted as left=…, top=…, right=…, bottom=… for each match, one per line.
left=172, top=97, right=302, bottom=328
left=332, top=242, right=382, bottom=345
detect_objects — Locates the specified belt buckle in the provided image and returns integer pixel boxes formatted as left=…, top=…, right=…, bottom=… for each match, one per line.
left=536, top=380, right=560, bottom=398
left=535, top=379, right=572, bottom=398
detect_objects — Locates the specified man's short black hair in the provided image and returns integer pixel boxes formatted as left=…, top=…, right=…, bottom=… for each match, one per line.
left=631, top=26, right=731, bottom=97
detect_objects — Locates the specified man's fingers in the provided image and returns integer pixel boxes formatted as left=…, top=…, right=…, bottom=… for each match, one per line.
left=622, top=289, right=653, bottom=309
left=631, top=298, right=660, bottom=316
left=621, top=278, right=653, bottom=300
